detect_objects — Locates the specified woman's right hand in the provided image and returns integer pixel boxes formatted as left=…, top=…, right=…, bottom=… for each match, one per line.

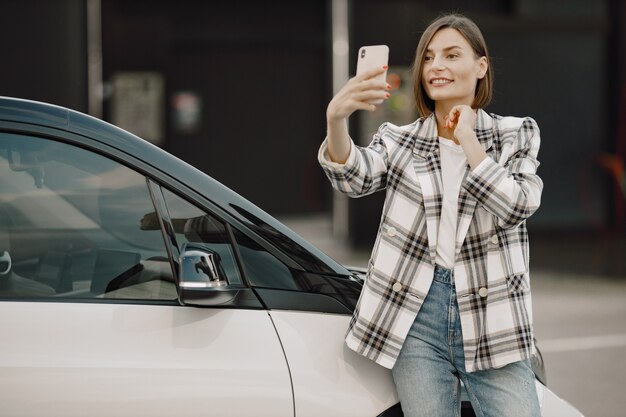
left=324, top=66, right=389, bottom=164
left=326, top=66, right=391, bottom=123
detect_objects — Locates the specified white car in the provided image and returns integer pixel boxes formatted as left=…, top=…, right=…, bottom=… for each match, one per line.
left=0, top=97, right=583, bottom=416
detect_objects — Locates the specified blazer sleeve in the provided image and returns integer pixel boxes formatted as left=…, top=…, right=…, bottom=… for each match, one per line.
left=317, top=122, right=389, bottom=198
left=463, top=117, right=543, bottom=229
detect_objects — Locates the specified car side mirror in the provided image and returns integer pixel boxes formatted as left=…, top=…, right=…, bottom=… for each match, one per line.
left=177, top=243, right=239, bottom=306
left=179, top=243, right=229, bottom=289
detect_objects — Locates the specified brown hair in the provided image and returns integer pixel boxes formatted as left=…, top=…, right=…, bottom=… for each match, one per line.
left=412, top=14, right=493, bottom=117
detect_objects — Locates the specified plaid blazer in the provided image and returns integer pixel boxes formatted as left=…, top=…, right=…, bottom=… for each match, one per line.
left=318, top=110, right=543, bottom=372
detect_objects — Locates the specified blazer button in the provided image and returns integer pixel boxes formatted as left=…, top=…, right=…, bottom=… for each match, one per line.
left=392, top=282, right=402, bottom=292
left=387, top=226, right=397, bottom=237
left=490, top=234, right=499, bottom=244
left=479, top=287, right=489, bottom=298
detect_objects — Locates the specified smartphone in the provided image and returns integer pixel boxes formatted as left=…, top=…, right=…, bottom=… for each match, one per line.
left=356, top=45, right=389, bottom=104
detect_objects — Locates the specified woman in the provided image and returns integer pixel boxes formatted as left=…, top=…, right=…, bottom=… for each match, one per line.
left=318, top=13, right=543, bottom=417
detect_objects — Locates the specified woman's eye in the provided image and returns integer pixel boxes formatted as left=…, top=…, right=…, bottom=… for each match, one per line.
left=448, top=54, right=458, bottom=59
left=424, top=56, right=433, bottom=62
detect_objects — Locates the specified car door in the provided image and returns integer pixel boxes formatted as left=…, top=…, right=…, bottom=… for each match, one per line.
left=0, top=131, right=293, bottom=417
left=229, top=228, right=400, bottom=416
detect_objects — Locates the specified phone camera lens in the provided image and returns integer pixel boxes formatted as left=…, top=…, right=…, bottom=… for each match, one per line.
left=361, top=49, right=366, bottom=58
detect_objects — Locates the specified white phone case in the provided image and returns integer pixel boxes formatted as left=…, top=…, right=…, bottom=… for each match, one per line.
left=356, top=45, right=389, bottom=104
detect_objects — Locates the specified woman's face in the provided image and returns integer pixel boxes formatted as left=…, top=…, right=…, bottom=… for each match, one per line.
left=422, top=28, right=487, bottom=109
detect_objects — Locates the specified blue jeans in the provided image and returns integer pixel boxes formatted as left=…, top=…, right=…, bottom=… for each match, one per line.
left=391, top=265, right=541, bottom=417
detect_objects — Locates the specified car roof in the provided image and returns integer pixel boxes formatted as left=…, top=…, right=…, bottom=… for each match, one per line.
left=0, top=96, right=351, bottom=276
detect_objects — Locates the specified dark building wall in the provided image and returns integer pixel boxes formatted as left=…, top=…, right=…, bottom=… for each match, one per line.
left=608, top=0, right=626, bottom=231
left=101, top=0, right=331, bottom=215
left=0, top=0, right=88, bottom=112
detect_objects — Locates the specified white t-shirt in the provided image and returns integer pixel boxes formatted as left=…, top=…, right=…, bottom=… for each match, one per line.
left=435, top=137, right=468, bottom=269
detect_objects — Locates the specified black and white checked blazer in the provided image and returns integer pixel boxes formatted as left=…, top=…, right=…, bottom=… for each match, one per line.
left=318, top=110, right=543, bottom=372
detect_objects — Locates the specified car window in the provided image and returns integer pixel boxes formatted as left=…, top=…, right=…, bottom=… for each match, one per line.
left=232, top=227, right=361, bottom=310
left=160, top=188, right=243, bottom=285
left=0, top=132, right=176, bottom=301
left=233, top=228, right=299, bottom=290
left=233, top=227, right=353, bottom=292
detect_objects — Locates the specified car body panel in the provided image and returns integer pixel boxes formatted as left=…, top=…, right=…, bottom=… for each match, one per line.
left=537, top=382, right=585, bottom=417
left=269, top=310, right=398, bottom=417
left=0, top=302, right=293, bottom=417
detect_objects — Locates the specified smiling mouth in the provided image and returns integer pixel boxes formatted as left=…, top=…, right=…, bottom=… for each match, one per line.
left=430, top=78, right=453, bottom=86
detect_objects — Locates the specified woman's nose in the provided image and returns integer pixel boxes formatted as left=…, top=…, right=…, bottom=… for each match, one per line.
left=432, top=55, right=445, bottom=69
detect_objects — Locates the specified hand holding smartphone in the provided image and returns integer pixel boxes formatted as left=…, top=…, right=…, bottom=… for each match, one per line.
left=356, top=45, right=389, bottom=104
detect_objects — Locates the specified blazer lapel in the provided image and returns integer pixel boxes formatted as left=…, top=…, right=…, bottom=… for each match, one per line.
left=413, top=114, right=442, bottom=266
left=454, top=109, right=495, bottom=260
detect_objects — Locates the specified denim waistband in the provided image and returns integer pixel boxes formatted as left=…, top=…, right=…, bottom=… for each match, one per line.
left=433, top=264, right=453, bottom=284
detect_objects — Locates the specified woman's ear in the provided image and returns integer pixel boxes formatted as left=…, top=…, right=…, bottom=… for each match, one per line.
left=477, top=56, right=488, bottom=79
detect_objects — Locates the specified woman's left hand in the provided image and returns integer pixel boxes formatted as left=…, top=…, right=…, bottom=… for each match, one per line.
left=444, top=105, right=477, bottom=141
left=444, top=105, right=487, bottom=168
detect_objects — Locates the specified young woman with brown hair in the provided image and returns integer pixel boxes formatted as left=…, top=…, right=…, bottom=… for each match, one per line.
left=319, top=13, right=542, bottom=417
